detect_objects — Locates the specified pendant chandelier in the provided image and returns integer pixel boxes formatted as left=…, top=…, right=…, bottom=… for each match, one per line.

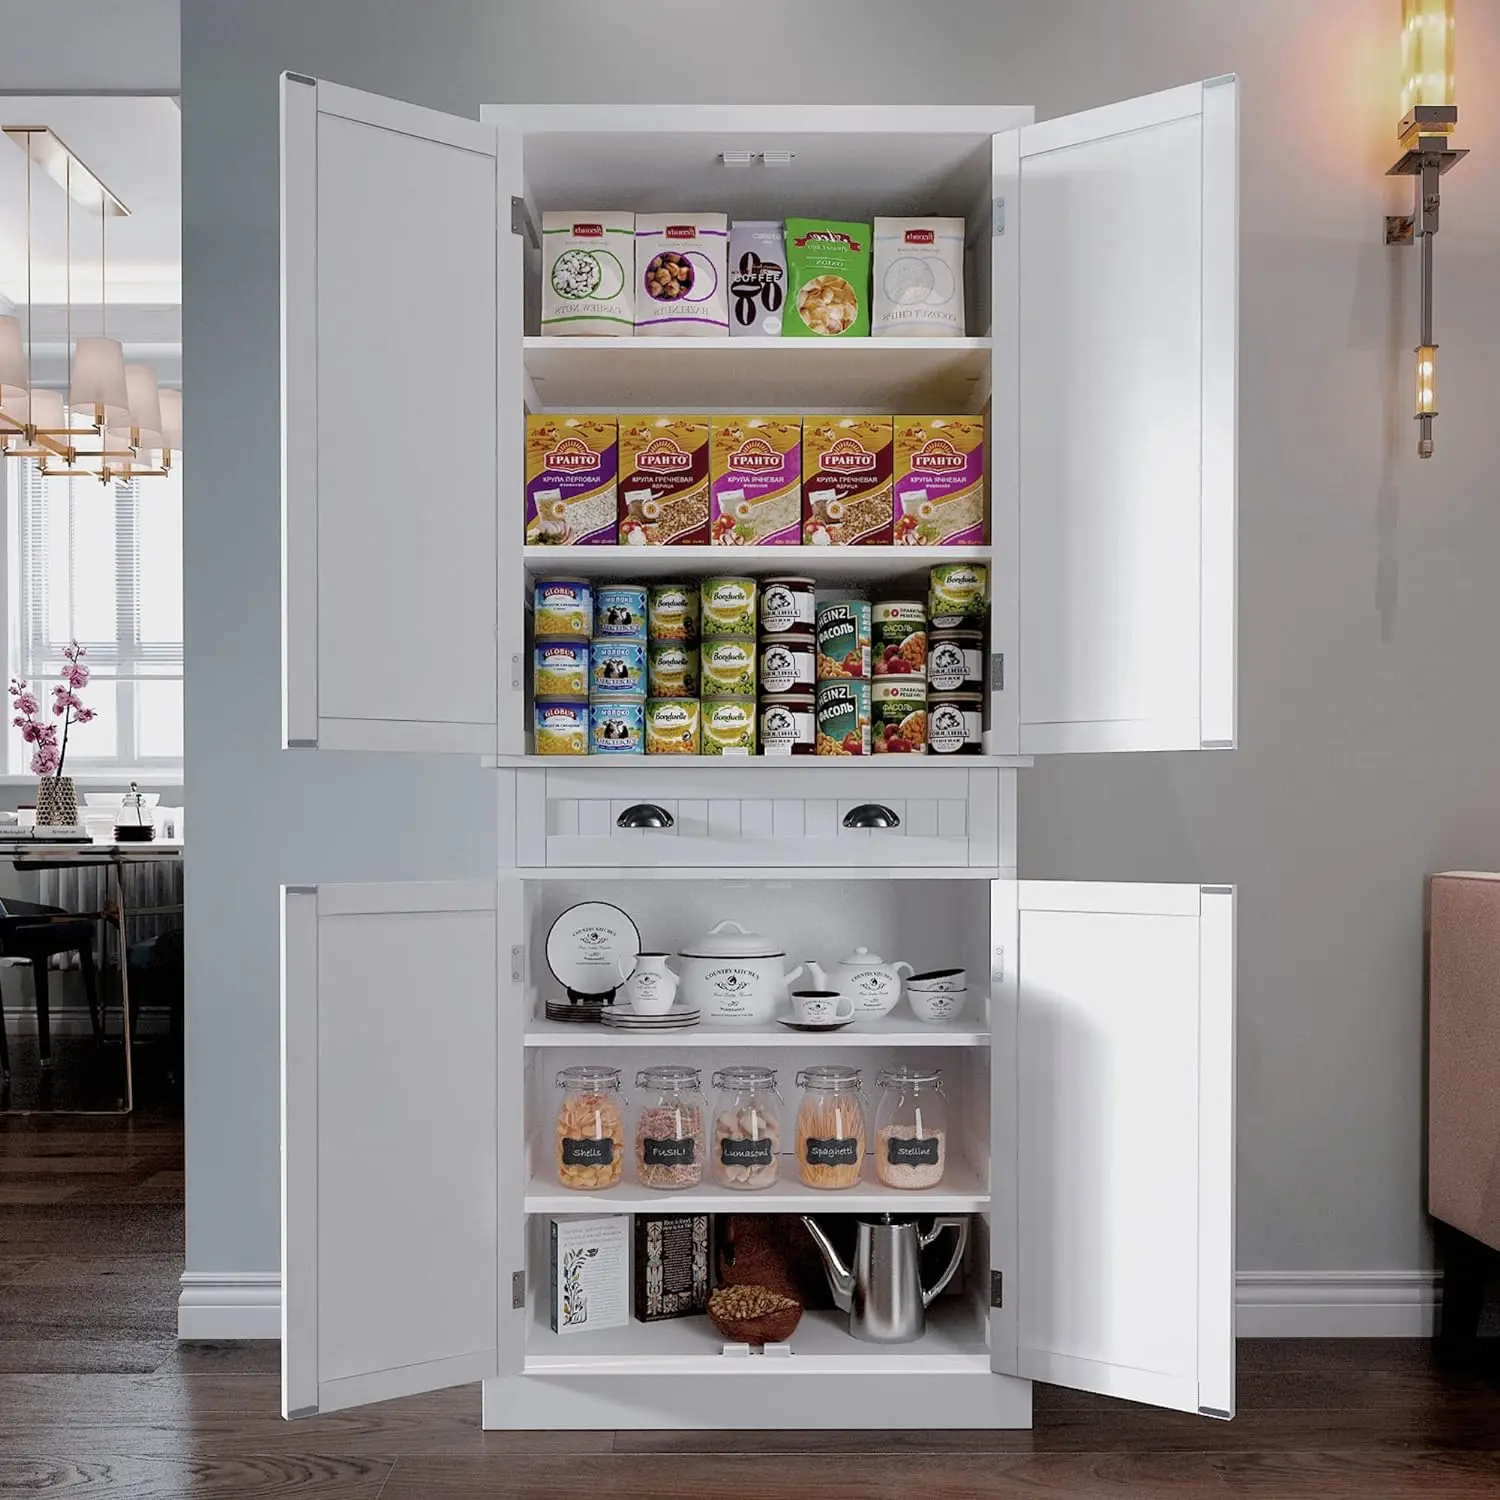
left=0, top=125, right=181, bottom=482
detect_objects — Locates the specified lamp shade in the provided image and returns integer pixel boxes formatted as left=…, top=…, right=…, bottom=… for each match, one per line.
left=109, top=364, right=164, bottom=447
left=0, top=316, right=25, bottom=403
left=27, top=388, right=66, bottom=433
left=1402, top=0, right=1456, bottom=117
left=157, top=387, right=183, bottom=452
left=68, top=336, right=130, bottom=424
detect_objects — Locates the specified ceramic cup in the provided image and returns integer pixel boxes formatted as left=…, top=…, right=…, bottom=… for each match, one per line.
left=789, top=989, right=856, bottom=1025
left=906, top=967, right=967, bottom=994
left=907, top=987, right=969, bottom=1024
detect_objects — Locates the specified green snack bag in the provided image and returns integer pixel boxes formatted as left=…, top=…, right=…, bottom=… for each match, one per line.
left=782, top=218, right=871, bottom=338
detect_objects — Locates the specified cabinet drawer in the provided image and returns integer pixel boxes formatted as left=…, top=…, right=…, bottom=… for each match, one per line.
left=513, top=766, right=1011, bottom=871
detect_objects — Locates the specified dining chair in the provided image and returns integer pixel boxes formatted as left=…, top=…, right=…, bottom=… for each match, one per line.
left=0, top=897, right=102, bottom=1075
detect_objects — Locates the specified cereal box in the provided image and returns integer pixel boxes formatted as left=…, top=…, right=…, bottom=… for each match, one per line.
left=525, top=415, right=618, bottom=546
left=802, top=417, right=893, bottom=546
left=710, top=416, right=801, bottom=546
left=893, top=416, right=986, bottom=546
left=619, top=416, right=711, bottom=545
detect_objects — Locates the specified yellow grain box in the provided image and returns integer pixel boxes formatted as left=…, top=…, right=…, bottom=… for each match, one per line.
left=709, top=416, right=802, bottom=546
left=892, top=416, right=986, bottom=546
left=802, top=417, right=893, bottom=546
left=618, top=416, right=711, bottom=545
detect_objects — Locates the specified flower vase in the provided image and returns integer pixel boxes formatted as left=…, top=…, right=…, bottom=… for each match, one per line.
left=36, top=775, right=78, bottom=827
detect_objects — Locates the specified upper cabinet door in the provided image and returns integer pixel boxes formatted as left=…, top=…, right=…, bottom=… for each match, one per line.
left=281, top=75, right=516, bottom=754
left=281, top=879, right=525, bottom=1416
left=992, top=879, right=1235, bottom=1418
left=995, top=79, right=1237, bottom=754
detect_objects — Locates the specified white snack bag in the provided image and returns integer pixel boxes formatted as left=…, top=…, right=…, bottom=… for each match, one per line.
left=635, top=214, right=729, bottom=336
left=541, top=212, right=634, bottom=336
left=871, top=217, right=967, bottom=338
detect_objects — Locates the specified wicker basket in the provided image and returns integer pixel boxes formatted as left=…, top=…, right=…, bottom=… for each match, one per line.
left=707, top=1287, right=803, bottom=1346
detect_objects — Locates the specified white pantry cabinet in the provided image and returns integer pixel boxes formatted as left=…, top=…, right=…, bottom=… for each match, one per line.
left=278, top=79, right=1239, bottom=1430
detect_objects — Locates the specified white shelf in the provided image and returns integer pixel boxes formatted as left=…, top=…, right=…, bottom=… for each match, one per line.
left=521, top=544, right=991, bottom=582
left=511, top=866, right=1013, bottom=882
left=524, top=335, right=992, bottom=411
left=526, top=1158, right=988, bottom=1215
left=526, top=1011, right=990, bottom=1048
left=524, top=1298, right=989, bottom=1376
left=488, top=753, right=1029, bottom=770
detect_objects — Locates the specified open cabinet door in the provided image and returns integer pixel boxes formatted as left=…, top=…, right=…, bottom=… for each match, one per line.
left=281, top=74, right=519, bottom=754
left=994, top=79, right=1237, bottom=754
left=281, top=879, right=525, bottom=1416
left=991, top=880, right=1235, bottom=1418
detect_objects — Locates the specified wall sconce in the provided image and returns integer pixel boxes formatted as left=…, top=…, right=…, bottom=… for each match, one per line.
left=1385, top=0, right=1466, bottom=458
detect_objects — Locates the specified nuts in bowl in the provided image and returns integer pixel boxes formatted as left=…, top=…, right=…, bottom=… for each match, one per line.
left=707, top=1284, right=803, bottom=1346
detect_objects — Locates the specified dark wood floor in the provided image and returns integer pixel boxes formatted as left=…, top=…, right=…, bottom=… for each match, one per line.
left=3, top=1108, right=1499, bottom=1498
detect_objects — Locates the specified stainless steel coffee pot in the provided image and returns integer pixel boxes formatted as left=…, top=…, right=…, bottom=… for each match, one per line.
left=801, top=1213, right=968, bottom=1344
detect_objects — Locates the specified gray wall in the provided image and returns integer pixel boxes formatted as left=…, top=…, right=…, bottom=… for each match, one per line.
left=182, top=0, right=1500, bottom=1279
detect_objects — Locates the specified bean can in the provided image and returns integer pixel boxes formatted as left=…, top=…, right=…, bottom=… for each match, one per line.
left=815, top=680, right=871, bottom=756
left=533, top=576, right=592, bottom=641
left=594, top=585, right=648, bottom=639
left=815, top=600, right=872, bottom=681
left=760, top=693, right=816, bottom=756
left=647, top=582, right=700, bottom=642
left=590, top=700, right=646, bottom=755
left=533, top=642, right=589, bottom=700
left=647, top=641, right=699, bottom=698
left=927, top=692, right=984, bottom=755
left=701, top=576, right=758, bottom=638
left=927, top=627, right=985, bottom=694
left=872, top=678, right=928, bottom=754
left=701, top=698, right=757, bottom=756
left=759, top=633, right=817, bottom=695
left=646, top=698, right=700, bottom=755
left=590, top=640, right=647, bottom=697
left=535, top=700, right=588, bottom=756
left=700, top=638, right=758, bottom=699
left=928, top=562, right=989, bottom=629
left=760, top=575, right=817, bottom=636
left=873, top=600, right=927, bottom=677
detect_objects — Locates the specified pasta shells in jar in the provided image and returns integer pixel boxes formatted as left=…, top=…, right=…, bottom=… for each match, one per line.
left=711, top=1065, right=784, bottom=1190
left=554, top=1065, right=626, bottom=1190
left=795, top=1065, right=867, bottom=1189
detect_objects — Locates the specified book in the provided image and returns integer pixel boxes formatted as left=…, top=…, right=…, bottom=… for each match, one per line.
left=548, top=1215, right=628, bottom=1335
left=634, top=1212, right=711, bottom=1323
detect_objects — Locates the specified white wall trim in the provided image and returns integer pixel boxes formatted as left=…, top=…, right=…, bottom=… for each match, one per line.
left=177, top=1272, right=282, bottom=1339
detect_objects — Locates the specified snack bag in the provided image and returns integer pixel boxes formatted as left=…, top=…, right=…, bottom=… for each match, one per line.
left=635, top=215, right=729, bottom=335
left=782, top=218, right=871, bottom=338
left=541, top=213, right=634, bottom=335
left=872, top=218, right=966, bottom=338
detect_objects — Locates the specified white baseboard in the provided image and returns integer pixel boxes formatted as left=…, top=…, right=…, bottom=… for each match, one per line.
left=177, top=1272, right=281, bottom=1339
left=177, top=1269, right=1445, bottom=1342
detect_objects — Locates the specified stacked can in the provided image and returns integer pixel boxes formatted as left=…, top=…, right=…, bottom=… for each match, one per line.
left=759, top=576, right=817, bottom=756
left=533, top=577, right=592, bottom=755
left=589, top=584, right=648, bottom=755
left=645, top=582, right=701, bottom=754
left=814, top=600, right=872, bottom=755
left=700, top=577, right=759, bottom=755
left=871, top=600, right=928, bottom=754
left=927, top=562, right=989, bottom=755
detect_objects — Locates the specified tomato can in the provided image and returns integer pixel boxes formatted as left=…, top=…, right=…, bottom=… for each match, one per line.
left=815, top=600, right=872, bottom=681
left=815, top=680, right=871, bottom=756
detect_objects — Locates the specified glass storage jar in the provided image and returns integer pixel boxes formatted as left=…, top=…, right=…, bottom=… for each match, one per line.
left=873, top=1065, right=948, bottom=1189
left=795, top=1065, right=867, bottom=1189
left=711, top=1065, right=784, bottom=1190
left=554, top=1065, right=626, bottom=1190
left=634, top=1065, right=706, bottom=1190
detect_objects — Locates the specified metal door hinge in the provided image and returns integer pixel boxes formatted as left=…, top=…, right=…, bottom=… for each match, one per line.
left=992, top=198, right=1006, bottom=237
left=510, top=945, right=525, bottom=984
left=510, top=652, right=523, bottom=691
left=990, top=1270, right=1004, bottom=1308
left=510, top=196, right=537, bottom=247
left=512, top=1270, right=525, bottom=1309
left=991, top=944, right=1005, bottom=984
left=990, top=652, right=1005, bottom=691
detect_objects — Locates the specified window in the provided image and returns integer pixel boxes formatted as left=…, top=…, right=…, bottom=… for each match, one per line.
left=6, top=456, right=183, bottom=772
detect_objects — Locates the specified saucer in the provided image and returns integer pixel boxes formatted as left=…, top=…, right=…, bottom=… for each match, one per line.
left=775, top=1016, right=853, bottom=1032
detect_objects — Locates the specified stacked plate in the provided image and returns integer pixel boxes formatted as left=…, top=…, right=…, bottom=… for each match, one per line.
left=544, top=998, right=611, bottom=1025
left=600, top=1005, right=701, bottom=1033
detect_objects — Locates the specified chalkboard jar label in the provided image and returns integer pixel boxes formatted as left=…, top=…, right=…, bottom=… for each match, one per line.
left=642, top=1136, right=697, bottom=1167
left=886, top=1135, right=941, bottom=1167
left=720, top=1136, right=775, bottom=1168
left=805, top=1136, right=859, bottom=1167
left=561, top=1136, right=615, bottom=1167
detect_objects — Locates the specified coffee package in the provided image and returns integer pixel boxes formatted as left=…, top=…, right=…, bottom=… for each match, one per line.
left=803, top=417, right=893, bottom=545
left=728, top=221, right=786, bottom=336
left=619, top=415, right=711, bottom=545
left=540, top=212, right=634, bottom=336
left=635, top=215, right=729, bottom=336
left=872, top=217, right=967, bottom=338
left=710, top=416, right=801, bottom=546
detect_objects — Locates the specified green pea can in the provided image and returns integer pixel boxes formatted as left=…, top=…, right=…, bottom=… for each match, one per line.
left=648, top=582, right=700, bottom=643
left=928, top=562, right=989, bottom=629
left=701, top=576, right=758, bottom=638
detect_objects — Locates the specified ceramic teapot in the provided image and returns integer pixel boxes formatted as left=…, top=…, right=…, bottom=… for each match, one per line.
left=804, top=947, right=913, bottom=1019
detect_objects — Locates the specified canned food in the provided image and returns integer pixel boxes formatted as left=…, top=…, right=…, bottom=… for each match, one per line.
left=594, top=585, right=648, bottom=639
left=927, top=627, right=985, bottom=694
left=648, top=641, right=699, bottom=698
left=648, top=582, right=700, bottom=643
left=646, top=698, right=700, bottom=755
left=815, top=680, right=871, bottom=756
left=701, top=638, right=758, bottom=699
left=760, top=575, right=817, bottom=636
left=590, top=640, right=647, bottom=697
left=701, top=576, right=758, bottom=638
left=873, top=600, right=927, bottom=677
left=701, top=698, right=757, bottom=756
left=533, top=642, right=589, bottom=700
left=590, top=700, right=646, bottom=755
left=760, top=693, right=816, bottom=756
left=533, top=576, right=593, bottom=641
left=816, top=600, right=872, bottom=681
left=927, top=692, right=984, bottom=755
left=872, top=677, right=928, bottom=754
left=760, top=633, right=816, bottom=695
left=535, top=699, right=588, bottom=756
left=928, top=562, right=989, bottom=628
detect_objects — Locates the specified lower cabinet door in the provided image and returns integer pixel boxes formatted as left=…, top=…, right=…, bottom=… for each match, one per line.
left=990, top=879, right=1235, bottom=1418
left=281, top=879, right=525, bottom=1416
